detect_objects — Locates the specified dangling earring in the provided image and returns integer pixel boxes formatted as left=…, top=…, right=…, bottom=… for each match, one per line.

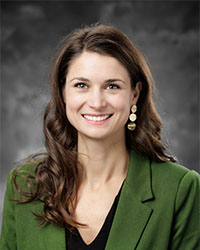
left=127, top=105, right=137, bottom=131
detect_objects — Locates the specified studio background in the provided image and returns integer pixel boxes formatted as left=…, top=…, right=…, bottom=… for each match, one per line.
left=0, top=1, right=199, bottom=229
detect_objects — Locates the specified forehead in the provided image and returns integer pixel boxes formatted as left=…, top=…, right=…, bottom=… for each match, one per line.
left=66, top=51, right=130, bottom=81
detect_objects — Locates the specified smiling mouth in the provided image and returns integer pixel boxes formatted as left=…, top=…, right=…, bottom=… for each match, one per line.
left=82, top=114, right=112, bottom=122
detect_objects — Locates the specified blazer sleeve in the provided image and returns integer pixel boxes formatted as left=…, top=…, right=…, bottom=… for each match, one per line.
left=0, top=169, right=17, bottom=250
left=169, top=170, right=200, bottom=250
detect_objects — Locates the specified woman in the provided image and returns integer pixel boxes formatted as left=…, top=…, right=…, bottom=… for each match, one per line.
left=0, top=24, right=199, bottom=250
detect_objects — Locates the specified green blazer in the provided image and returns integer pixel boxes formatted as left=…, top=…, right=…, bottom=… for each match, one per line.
left=0, top=150, right=199, bottom=250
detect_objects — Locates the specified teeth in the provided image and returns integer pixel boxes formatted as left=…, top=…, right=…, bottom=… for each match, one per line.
left=84, top=115, right=110, bottom=121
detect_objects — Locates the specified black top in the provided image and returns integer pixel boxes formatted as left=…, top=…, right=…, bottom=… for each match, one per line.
left=65, top=184, right=123, bottom=250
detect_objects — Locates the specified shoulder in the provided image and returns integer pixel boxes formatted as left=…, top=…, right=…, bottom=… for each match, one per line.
left=7, top=162, right=36, bottom=185
left=6, top=156, right=47, bottom=198
left=151, top=160, right=199, bottom=181
left=9, top=157, right=44, bottom=180
left=10, top=153, right=47, bottom=178
left=14, top=161, right=37, bottom=175
left=151, top=160, right=200, bottom=197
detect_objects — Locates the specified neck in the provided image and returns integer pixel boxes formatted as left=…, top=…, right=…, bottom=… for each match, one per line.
left=77, top=135, right=129, bottom=190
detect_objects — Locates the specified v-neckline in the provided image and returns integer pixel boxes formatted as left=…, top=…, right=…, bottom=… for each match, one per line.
left=76, top=190, right=120, bottom=247
left=66, top=180, right=124, bottom=248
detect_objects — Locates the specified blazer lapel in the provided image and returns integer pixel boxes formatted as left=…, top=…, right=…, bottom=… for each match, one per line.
left=105, top=150, right=154, bottom=250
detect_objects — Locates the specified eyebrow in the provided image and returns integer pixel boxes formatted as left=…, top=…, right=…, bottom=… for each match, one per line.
left=106, top=78, right=125, bottom=84
left=69, top=77, right=89, bottom=83
left=69, top=77, right=125, bottom=84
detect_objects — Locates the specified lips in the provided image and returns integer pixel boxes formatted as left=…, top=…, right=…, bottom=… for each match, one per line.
left=82, top=114, right=112, bottom=122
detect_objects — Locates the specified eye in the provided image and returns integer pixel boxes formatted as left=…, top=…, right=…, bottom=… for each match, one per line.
left=107, top=84, right=120, bottom=90
left=75, top=83, right=88, bottom=89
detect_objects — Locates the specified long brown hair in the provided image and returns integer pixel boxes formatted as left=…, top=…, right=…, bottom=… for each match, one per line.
left=13, top=23, right=175, bottom=229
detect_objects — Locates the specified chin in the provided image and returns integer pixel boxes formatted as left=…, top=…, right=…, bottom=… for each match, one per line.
left=79, top=129, right=124, bottom=142
left=83, top=133, right=109, bottom=141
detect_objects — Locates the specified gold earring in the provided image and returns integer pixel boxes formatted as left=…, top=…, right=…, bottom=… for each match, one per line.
left=127, top=105, right=137, bottom=131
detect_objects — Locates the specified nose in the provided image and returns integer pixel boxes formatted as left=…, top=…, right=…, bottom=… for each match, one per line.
left=88, top=88, right=107, bottom=110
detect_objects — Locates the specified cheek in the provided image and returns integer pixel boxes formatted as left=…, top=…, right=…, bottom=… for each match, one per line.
left=65, top=92, right=83, bottom=116
left=113, top=93, right=132, bottom=112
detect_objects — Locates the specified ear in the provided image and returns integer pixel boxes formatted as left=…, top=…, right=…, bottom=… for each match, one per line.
left=131, top=81, right=142, bottom=106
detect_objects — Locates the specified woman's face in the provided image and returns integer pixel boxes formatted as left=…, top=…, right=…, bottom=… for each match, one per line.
left=63, top=51, right=141, bottom=142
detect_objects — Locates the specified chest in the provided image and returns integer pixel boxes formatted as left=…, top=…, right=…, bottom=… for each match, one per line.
left=74, top=190, right=118, bottom=245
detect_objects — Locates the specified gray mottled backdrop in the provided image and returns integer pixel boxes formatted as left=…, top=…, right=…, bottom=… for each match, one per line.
left=0, top=1, right=199, bottom=228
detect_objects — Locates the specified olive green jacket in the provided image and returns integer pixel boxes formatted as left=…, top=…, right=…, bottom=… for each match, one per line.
left=0, top=150, right=199, bottom=250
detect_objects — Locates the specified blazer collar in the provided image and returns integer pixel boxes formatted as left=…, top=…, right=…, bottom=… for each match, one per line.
left=38, top=150, right=154, bottom=250
left=105, top=150, right=154, bottom=250
left=126, top=149, right=153, bottom=202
